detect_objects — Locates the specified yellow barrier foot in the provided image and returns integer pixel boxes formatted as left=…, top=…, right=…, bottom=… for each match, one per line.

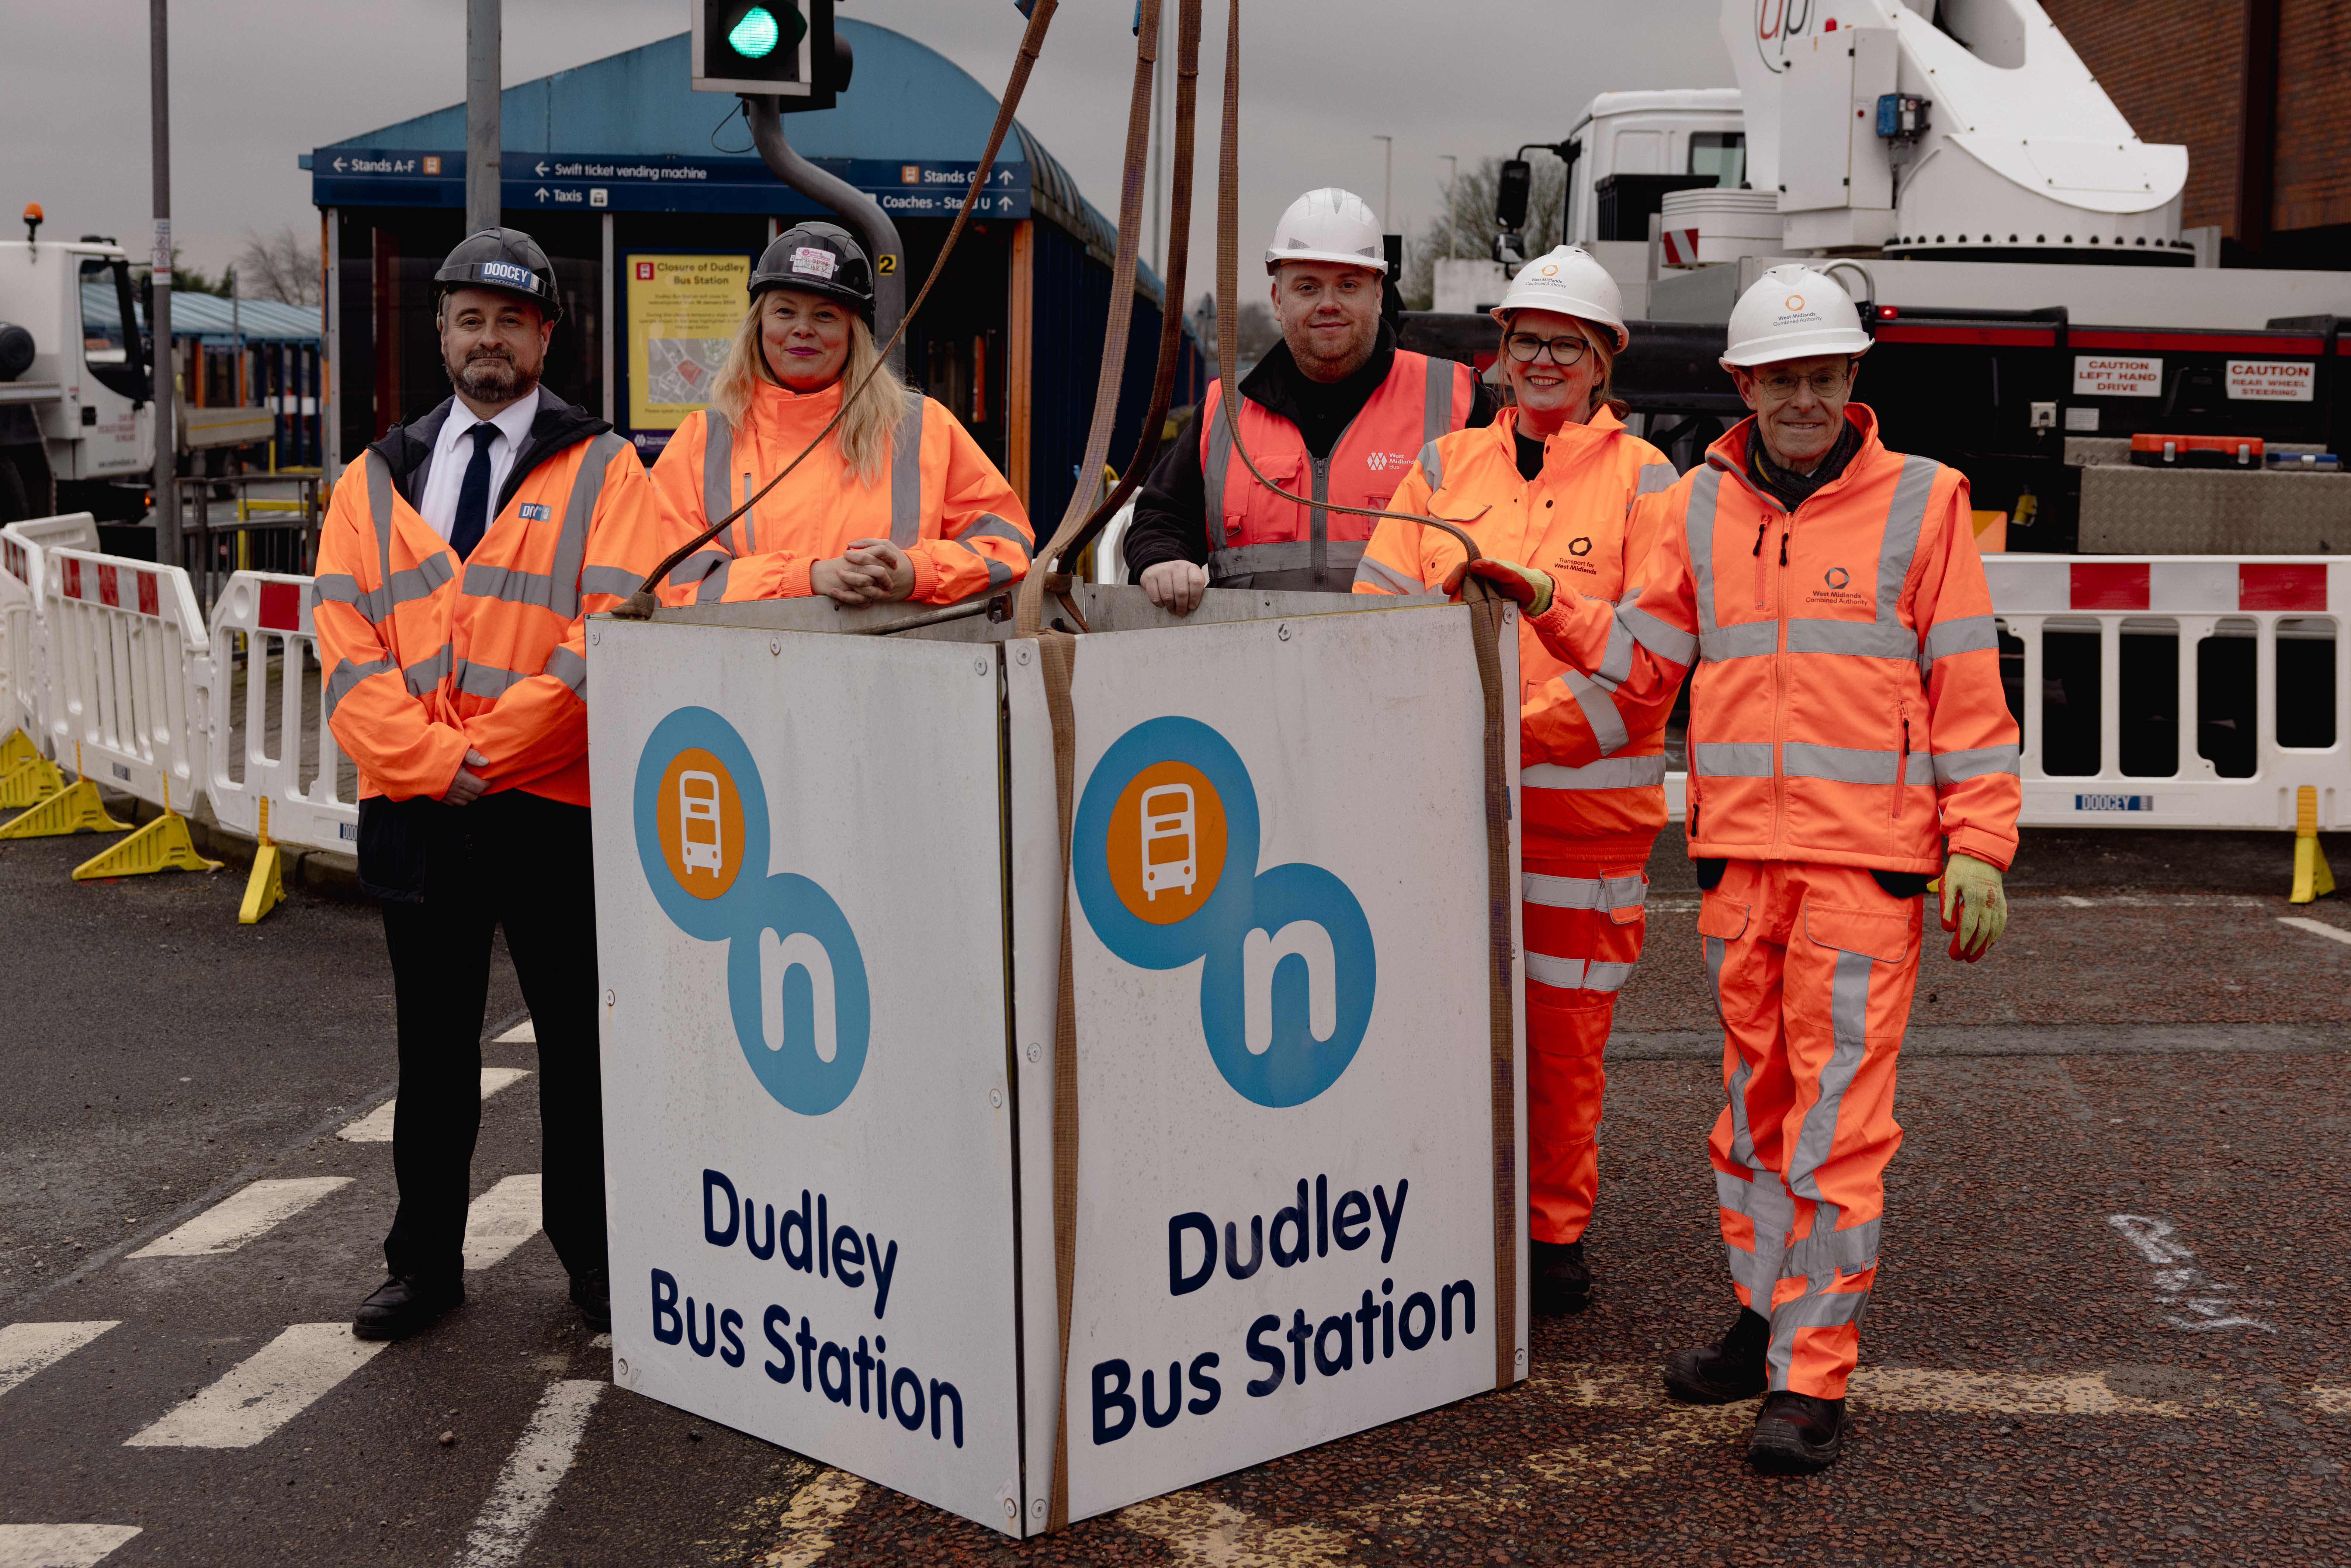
left=0, top=728, right=38, bottom=773
left=0, top=779, right=131, bottom=839
left=2291, top=785, right=2335, bottom=905
left=70, top=811, right=222, bottom=880
left=239, top=841, right=287, bottom=923
left=0, top=754, right=66, bottom=810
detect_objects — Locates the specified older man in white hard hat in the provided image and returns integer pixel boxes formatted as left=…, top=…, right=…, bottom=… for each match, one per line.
left=1460, top=265, right=2021, bottom=1473
left=1125, top=187, right=1497, bottom=606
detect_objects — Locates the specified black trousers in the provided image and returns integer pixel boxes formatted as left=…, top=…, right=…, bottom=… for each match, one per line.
left=379, top=790, right=607, bottom=1286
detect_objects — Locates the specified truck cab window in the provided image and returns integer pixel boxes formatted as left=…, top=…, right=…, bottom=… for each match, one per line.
left=78, top=257, right=151, bottom=401
left=1689, top=133, right=1746, bottom=189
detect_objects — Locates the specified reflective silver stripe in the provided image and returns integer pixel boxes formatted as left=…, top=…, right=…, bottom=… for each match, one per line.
left=1207, top=539, right=1368, bottom=583
left=1203, top=388, right=1235, bottom=518
left=1582, top=960, right=1634, bottom=993
left=1524, top=952, right=1636, bottom=994
left=1789, top=948, right=1874, bottom=1212
left=1691, top=741, right=1774, bottom=777
left=462, top=562, right=556, bottom=609
left=954, top=539, right=1015, bottom=589
left=1923, top=613, right=1999, bottom=666
left=1787, top=1215, right=1881, bottom=1280
left=1522, top=755, right=1669, bottom=790
left=1620, top=604, right=1698, bottom=666
left=1594, top=613, right=1636, bottom=687
left=1634, top=461, right=1677, bottom=497
left=1932, top=743, right=2022, bottom=784
left=1700, top=620, right=1778, bottom=663
left=542, top=644, right=586, bottom=697
left=548, top=432, right=627, bottom=620
left=366, top=451, right=396, bottom=595
left=1685, top=466, right=1722, bottom=637
left=1353, top=554, right=1424, bottom=595
left=695, top=558, right=734, bottom=604
left=1524, top=872, right=1649, bottom=910
left=314, top=572, right=369, bottom=609
left=579, top=565, right=644, bottom=599
left=1874, top=454, right=1939, bottom=623
left=1721, top=1170, right=1792, bottom=1300
left=1770, top=1286, right=1869, bottom=1333
left=1783, top=741, right=1932, bottom=785
left=701, top=410, right=734, bottom=551
left=1422, top=356, right=1457, bottom=444
left=889, top=397, right=926, bottom=548
left=1417, top=437, right=1445, bottom=493
left=1558, top=668, right=1629, bottom=756
left=1785, top=617, right=1916, bottom=659
left=401, top=645, right=452, bottom=697
left=454, top=659, right=533, bottom=699
left=323, top=656, right=393, bottom=717
left=667, top=548, right=730, bottom=588
left=957, top=513, right=1034, bottom=560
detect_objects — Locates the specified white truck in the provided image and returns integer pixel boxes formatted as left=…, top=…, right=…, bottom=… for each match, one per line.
left=0, top=230, right=154, bottom=525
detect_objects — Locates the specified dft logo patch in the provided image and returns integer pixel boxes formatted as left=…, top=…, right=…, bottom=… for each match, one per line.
left=1074, top=717, right=1375, bottom=1108
left=634, top=708, right=870, bottom=1116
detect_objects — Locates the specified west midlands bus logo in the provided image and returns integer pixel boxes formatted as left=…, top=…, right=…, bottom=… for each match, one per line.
left=633, top=707, right=869, bottom=1116
left=1074, top=717, right=1375, bottom=1108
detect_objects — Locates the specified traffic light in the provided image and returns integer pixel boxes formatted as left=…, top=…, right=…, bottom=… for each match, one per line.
left=692, top=0, right=849, bottom=109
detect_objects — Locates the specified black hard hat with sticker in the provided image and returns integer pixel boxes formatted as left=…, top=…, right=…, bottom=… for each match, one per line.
left=748, top=222, right=875, bottom=324
left=433, top=227, right=563, bottom=322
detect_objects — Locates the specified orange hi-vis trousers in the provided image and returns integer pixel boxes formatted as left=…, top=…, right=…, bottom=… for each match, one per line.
left=1524, top=855, right=1651, bottom=1246
left=1698, top=860, right=1921, bottom=1399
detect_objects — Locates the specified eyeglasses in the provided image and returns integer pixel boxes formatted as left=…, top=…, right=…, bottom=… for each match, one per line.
left=1751, top=365, right=1853, bottom=399
left=1503, top=332, right=1590, bottom=367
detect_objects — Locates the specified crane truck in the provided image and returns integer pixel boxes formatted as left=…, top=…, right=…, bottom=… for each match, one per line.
left=0, top=218, right=153, bottom=526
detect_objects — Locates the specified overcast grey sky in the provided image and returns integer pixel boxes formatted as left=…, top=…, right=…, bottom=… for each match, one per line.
left=0, top=0, right=1730, bottom=293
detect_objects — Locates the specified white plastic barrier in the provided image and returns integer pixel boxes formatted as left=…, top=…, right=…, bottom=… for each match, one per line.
left=204, top=570, right=357, bottom=854
left=1, top=514, right=102, bottom=757
left=42, top=545, right=214, bottom=814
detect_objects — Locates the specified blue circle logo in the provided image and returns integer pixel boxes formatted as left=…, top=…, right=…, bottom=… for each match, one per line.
left=634, top=708, right=869, bottom=1116
left=1074, top=717, right=1375, bottom=1107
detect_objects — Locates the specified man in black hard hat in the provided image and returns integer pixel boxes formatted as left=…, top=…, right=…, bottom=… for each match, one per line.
left=315, top=226, right=677, bottom=1341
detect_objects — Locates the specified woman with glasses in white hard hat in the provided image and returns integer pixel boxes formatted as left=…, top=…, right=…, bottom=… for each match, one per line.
left=1354, top=245, right=1678, bottom=1320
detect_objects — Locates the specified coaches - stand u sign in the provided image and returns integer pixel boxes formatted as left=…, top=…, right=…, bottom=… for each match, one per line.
left=585, top=579, right=1528, bottom=1535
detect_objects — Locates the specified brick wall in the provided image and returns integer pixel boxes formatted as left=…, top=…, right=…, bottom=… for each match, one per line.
left=2273, top=0, right=2351, bottom=233
left=2040, top=0, right=2244, bottom=236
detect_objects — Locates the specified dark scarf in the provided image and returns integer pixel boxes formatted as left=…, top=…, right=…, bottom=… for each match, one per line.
left=1745, top=416, right=1861, bottom=512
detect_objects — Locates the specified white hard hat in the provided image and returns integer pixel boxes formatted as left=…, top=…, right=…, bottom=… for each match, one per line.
left=1488, top=246, right=1629, bottom=351
left=1721, top=264, right=1874, bottom=367
left=1264, top=187, right=1388, bottom=275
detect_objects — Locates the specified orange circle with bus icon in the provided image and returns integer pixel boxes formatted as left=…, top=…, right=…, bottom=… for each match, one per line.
left=1106, top=760, right=1227, bottom=926
left=655, top=746, right=746, bottom=900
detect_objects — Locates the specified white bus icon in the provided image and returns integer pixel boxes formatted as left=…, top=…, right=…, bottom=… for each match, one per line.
left=1140, top=783, right=1197, bottom=899
left=679, top=770, right=724, bottom=875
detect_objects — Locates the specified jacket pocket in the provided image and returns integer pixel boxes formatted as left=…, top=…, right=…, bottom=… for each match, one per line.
left=1696, top=891, right=1748, bottom=941
left=1224, top=455, right=1303, bottom=541
left=1803, top=901, right=1912, bottom=964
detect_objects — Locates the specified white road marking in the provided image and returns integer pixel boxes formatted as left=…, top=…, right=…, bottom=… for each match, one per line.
left=337, top=1068, right=533, bottom=1142
left=759, top=1471, right=867, bottom=1568
left=450, top=1379, right=604, bottom=1568
left=462, top=1174, right=544, bottom=1270
left=1532, top=1361, right=2209, bottom=1416
left=494, top=1019, right=535, bottom=1043
left=2060, top=894, right=2095, bottom=908
left=2278, top=915, right=2351, bottom=947
left=124, top=1323, right=388, bottom=1448
left=2315, top=1385, right=2351, bottom=1416
left=0, top=1524, right=143, bottom=1567
left=0, top=1322, right=118, bottom=1400
left=1120, top=1493, right=1355, bottom=1568
left=2108, top=1214, right=2275, bottom=1333
left=126, top=1177, right=352, bottom=1259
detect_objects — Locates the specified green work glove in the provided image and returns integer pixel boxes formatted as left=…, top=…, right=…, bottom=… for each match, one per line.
left=1440, top=557, right=1555, bottom=617
left=1939, top=851, right=2008, bottom=962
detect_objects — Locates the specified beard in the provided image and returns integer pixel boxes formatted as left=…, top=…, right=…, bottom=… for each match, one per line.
left=448, top=346, right=541, bottom=404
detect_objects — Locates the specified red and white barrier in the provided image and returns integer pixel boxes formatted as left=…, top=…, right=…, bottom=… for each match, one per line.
left=1, top=514, right=101, bottom=759
left=42, top=545, right=213, bottom=815
left=205, top=571, right=357, bottom=855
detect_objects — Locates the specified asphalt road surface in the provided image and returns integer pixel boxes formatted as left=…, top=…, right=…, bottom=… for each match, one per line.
left=2, top=822, right=2346, bottom=1566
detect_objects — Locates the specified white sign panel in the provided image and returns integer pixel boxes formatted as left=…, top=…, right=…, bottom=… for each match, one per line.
left=2227, top=359, right=2316, bottom=402
left=2073, top=355, right=2162, bottom=397
left=589, top=622, right=1023, bottom=1535
left=1009, top=607, right=1527, bottom=1526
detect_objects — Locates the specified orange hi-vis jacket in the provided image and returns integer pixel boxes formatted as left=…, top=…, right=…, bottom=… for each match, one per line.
left=316, top=394, right=676, bottom=806
left=1198, top=350, right=1478, bottom=590
left=1529, top=406, right=2022, bottom=875
left=650, top=378, right=1032, bottom=606
left=1352, top=405, right=1681, bottom=859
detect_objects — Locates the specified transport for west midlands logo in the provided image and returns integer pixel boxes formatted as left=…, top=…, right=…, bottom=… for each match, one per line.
left=1073, top=717, right=1375, bottom=1108
left=632, top=707, right=870, bottom=1116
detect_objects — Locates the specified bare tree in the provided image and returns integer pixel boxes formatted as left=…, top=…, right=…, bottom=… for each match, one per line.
left=233, top=226, right=323, bottom=307
left=1398, top=155, right=1568, bottom=311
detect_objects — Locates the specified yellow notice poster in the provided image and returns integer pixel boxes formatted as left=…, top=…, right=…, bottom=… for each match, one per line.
left=626, top=254, right=750, bottom=430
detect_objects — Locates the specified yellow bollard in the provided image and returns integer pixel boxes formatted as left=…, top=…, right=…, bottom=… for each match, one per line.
left=0, top=743, right=130, bottom=839
left=238, top=795, right=287, bottom=924
left=2290, top=784, right=2336, bottom=905
left=70, top=774, right=220, bottom=880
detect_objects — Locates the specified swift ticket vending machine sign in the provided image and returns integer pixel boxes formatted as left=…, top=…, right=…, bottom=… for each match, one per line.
left=588, top=596, right=1524, bottom=1535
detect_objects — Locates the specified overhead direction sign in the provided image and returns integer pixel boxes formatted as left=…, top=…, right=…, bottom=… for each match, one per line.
left=310, top=150, right=1030, bottom=219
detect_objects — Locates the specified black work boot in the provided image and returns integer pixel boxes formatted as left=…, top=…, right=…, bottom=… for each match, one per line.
left=352, top=1274, right=464, bottom=1341
left=571, top=1268, right=611, bottom=1332
left=1748, top=1390, right=1849, bottom=1473
left=1661, top=1307, right=1770, bottom=1404
left=1531, top=1240, right=1592, bottom=1315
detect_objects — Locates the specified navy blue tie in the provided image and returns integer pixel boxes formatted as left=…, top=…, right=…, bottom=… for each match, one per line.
left=450, top=423, right=499, bottom=561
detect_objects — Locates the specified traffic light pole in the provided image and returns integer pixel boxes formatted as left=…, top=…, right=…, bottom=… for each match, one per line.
left=149, top=0, right=176, bottom=572
left=743, top=94, right=905, bottom=372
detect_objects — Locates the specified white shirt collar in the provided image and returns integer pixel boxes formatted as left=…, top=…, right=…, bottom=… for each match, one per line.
left=443, top=385, right=542, bottom=457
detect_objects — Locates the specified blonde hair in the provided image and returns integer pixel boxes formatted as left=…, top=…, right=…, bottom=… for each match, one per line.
left=709, top=295, right=915, bottom=484
left=1499, top=312, right=1619, bottom=419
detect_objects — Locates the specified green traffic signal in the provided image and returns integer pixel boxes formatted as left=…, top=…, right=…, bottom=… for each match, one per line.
left=728, top=6, right=780, bottom=58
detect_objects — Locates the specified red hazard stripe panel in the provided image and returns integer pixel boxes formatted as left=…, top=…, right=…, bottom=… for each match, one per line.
left=137, top=572, right=158, bottom=617
left=2240, top=563, right=2327, bottom=612
left=1876, top=325, right=2058, bottom=347
left=2072, top=329, right=2326, bottom=355
left=258, top=580, right=301, bottom=631
left=62, top=558, right=81, bottom=600
left=2071, top=561, right=2150, bottom=611
left=98, top=564, right=119, bottom=608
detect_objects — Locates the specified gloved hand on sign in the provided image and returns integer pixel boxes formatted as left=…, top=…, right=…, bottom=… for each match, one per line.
left=1939, top=852, right=2008, bottom=962
left=1440, top=557, right=1554, bottom=617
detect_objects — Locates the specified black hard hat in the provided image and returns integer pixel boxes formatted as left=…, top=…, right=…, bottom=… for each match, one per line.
left=749, top=222, right=874, bottom=324
left=433, top=227, right=562, bottom=322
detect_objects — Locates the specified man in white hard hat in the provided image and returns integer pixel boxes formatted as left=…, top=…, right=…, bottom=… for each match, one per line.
left=1466, top=264, right=2021, bottom=1472
left=1124, top=187, right=1497, bottom=605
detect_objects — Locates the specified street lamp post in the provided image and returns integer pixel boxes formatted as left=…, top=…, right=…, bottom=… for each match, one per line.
left=150, top=0, right=176, bottom=570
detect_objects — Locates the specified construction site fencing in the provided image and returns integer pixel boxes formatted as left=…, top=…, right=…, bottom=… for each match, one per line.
left=1, top=514, right=102, bottom=761
left=41, top=544, right=214, bottom=817
left=204, top=571, right=357, bottom=855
